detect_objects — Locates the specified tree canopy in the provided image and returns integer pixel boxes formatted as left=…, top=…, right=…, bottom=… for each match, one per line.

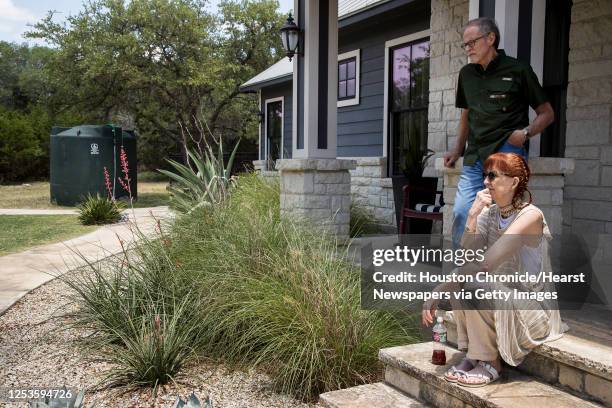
left=24, top=0, right=284, bottom=168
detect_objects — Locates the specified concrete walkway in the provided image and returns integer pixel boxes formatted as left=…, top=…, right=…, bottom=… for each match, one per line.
left=0, top=206, right=171, bottom=315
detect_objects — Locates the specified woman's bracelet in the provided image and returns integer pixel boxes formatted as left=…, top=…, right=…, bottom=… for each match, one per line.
left=465, top=224, right=476, bottom=233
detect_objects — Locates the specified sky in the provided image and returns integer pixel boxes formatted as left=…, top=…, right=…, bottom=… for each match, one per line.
left=0, top=0, right=294, bottom=45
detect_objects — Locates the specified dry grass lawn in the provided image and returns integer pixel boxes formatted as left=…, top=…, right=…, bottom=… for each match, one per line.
left=0, top=182, right=169, bottom=209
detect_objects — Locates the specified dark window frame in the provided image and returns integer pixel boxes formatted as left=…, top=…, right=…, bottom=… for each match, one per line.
left=338, top=57, right=357, bottom=101
left=388, top=38, right=430, bottom=177
left=541, top=0, right=571, bottom=158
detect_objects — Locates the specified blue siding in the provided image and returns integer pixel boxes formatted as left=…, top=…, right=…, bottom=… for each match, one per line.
left=337, top=3, right=430, bottom=158
left=261, top=83, right=293, bottom=159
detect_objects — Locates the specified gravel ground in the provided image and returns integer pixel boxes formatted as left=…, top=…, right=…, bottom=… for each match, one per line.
left=0, top=271, right=316, bottom=408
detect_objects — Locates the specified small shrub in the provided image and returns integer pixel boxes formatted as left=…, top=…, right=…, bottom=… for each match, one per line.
left=350, top=202, right=383, bottom=237
left=77, top=194, right=125, bottom=225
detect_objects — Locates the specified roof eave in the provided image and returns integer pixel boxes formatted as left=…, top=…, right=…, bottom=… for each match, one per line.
left=239, top=74, right=293, bottom=93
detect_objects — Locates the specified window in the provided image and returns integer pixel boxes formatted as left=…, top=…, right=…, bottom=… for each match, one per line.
left=337, top=49, right=360, bottom=107
left=338, top=58, right=356, bottom=99
left=389, top=39, right=430, bottom=176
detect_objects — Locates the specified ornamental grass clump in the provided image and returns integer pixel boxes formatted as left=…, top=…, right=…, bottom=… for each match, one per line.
left=65, top=173, right=419, bottom=399
left=76, top=157, right=133, bottom=225
left=77, top=193, right=125, bottom=225
left=62, top=218, right=209, bottom=391
left=170, top=173, right=420, bottom=400
left=350, top=201, right=383, bottom=237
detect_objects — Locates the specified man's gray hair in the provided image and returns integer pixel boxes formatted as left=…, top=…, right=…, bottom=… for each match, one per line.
left=464, top=17, right=500, bottom=49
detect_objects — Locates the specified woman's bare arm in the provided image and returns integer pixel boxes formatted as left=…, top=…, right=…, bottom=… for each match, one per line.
left=481, top=210, right=543, bottom=272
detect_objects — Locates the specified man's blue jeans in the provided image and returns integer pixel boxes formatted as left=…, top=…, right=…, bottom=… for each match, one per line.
left=451, top=141, right=528, bottom=248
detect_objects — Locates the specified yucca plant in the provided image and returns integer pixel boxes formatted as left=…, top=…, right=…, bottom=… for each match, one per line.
left=77, top=193, right=125, bottom=225
left=158, top=139, right=239, bottom=213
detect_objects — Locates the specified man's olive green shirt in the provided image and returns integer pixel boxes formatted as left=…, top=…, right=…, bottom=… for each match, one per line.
left=455, top=50, right=549, bottom=166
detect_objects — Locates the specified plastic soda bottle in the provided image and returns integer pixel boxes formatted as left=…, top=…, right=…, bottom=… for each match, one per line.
left=432, top=316, right=447, bottom=365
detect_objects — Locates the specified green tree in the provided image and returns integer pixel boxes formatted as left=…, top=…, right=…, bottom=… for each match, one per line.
left=0, top=42, right=55, bottom=111
left=208, top=0, right=285, bottom=139
left=0, top=41, right=87, bottom=182
left=26, top=0, right=284, bottom=168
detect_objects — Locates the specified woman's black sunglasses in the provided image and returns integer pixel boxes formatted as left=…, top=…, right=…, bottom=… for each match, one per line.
left=483, top=171, right=503, bottom=180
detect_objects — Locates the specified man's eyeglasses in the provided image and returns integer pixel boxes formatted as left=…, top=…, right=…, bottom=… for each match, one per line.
left=483, top=171, right=503, bottom=181
left=460, top=33, right=490, bottom=50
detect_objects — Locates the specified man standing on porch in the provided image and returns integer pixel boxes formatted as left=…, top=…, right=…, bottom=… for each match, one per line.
left=444, top=17, right=555, bottom=247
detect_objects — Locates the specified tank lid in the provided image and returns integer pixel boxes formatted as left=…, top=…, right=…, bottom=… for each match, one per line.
left=54, top=125, right=123, bottom=138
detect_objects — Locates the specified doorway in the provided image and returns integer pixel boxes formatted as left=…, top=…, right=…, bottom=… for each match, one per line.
left=265, top=98, right=283, bottom=168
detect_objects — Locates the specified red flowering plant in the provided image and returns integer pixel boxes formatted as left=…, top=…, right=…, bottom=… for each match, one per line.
left=103, top=166, right=114, bottom=201
left=117, top=146, right=133, bottom=205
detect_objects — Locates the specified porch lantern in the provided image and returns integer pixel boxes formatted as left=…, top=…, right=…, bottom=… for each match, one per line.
left=280, top=13, right=301, bottom=61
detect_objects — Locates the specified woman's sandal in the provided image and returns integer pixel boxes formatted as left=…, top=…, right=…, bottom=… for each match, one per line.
left=457, top=361, right=500, bottom=388
left=444, top=358, right=475, bottom=383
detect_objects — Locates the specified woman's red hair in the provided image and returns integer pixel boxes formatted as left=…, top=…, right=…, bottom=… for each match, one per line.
left=484, top=152, right=532, bottom=208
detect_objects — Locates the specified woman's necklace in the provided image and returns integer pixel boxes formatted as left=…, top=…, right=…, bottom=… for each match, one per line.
left=499, top=203, right=519, bottom=217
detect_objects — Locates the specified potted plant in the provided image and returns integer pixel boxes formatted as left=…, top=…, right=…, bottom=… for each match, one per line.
left=392, top=133, right=437, bottom=234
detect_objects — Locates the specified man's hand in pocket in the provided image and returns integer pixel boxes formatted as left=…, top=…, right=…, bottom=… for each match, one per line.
left=507, top=129, right=526, bottom=147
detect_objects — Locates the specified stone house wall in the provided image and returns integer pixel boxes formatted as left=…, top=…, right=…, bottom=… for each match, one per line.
left=563, top=0, right=612, bottom=234
left=348, top=157, right=396, bottom=228
left=425, top=0, right=470, bottom=175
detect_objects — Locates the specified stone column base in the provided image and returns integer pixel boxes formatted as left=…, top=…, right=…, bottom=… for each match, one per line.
left=435, top=157, right=575, bottom=235
left=277, top=158, right=357, bottom=239
left=348, top=157, right=396, bottom=228
left=252, top=160, right=267, bottom=172
left=252, top=159, right=279, bottom=179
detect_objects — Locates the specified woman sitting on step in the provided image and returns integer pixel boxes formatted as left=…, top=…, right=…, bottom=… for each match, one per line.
left=422, top=152, right=567, bottom=388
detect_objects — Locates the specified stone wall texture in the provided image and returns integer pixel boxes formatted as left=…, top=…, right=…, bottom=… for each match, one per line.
left=564, top=0, right=612, bottom=234
left=278, top=159, right=356, bottom=238
left=348, top=157, right=396, bottom=228
left=426, top=0, right=470, bottom=177
left=256, top=158, right=397, bottom=230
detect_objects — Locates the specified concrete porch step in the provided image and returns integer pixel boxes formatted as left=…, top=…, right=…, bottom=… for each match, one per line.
left=380, top=342, right=605, bottom=408
left=318, top=382, right=428, bottom=407
left=437, top=309, right=612, bottom=406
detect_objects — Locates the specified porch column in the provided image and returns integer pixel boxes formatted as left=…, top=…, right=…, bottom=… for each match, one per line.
left=278, top=0, right=356, bottom=239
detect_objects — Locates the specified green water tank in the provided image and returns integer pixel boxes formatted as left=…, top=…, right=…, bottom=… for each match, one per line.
left=50, top=125, right=138, bottom=206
